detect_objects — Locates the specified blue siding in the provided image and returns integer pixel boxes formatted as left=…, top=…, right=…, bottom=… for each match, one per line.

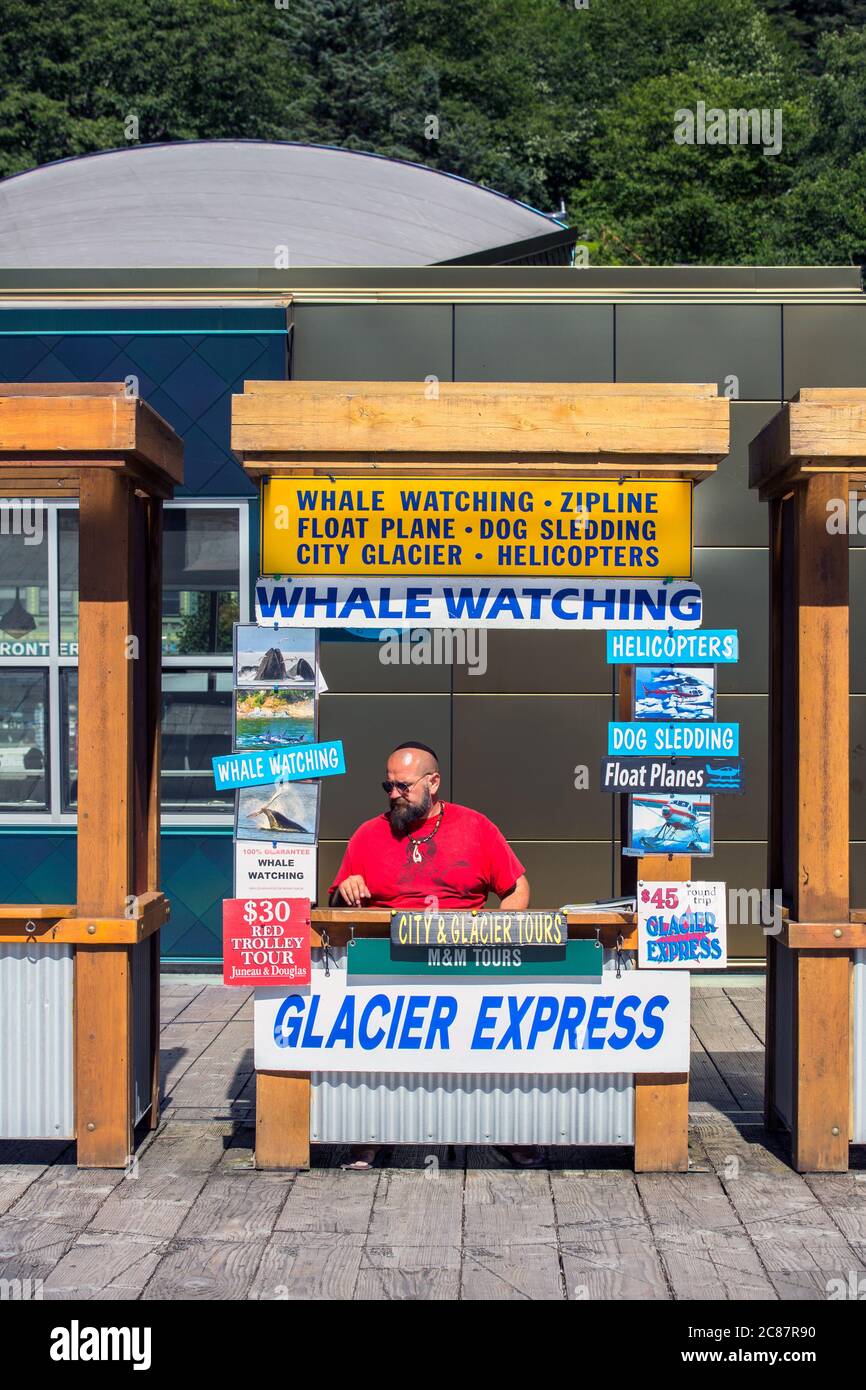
left=0, top=307, right=287, bottom=496
left=0, top=306, right=285, bottom=961
left=0, top=831, right=232, bottom=963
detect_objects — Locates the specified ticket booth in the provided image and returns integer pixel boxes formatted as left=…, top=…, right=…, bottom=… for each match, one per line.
left=231, top=380, right=730, bottom=1172
left=750, top=388, right=866, bottom=1171
left=0, top=384, right=182, bottom=1167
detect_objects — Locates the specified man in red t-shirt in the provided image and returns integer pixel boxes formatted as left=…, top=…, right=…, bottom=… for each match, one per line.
left=329, top=741, right=529, bottom=911
left=330, top=741, right=537, bottom=1172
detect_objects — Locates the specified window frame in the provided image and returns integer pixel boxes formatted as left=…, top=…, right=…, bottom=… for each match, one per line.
left=0, top=497, right=249, bottom=828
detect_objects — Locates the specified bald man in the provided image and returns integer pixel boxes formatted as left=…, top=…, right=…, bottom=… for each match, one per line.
left=330, top=740, right=535, bottom=1170
left=329, top=740, right=530, bottom=911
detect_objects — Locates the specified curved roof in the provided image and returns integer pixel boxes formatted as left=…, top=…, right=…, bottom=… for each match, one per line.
left=0, top=141, right=562, bottom=269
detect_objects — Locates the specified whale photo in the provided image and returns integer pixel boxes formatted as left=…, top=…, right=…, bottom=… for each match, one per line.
left=235, top=781, right=319, bottom=844
left=235, top=624, right=317, bottom=687
left=233, top=689, right=316, bottom=751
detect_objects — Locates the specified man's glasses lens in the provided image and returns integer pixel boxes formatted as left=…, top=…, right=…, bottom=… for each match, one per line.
left=382, top=780, right=411, bottom=794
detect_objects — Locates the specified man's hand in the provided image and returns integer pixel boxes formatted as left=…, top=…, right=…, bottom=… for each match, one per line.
left=337, top=874, right=371, bottom=907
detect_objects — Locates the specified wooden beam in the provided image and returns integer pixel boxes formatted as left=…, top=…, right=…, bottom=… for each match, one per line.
left=779, top=920, right=866, bottom=949
left=632, top=849, right=690, bottom=1170
left=750, top=391, right=866, bottom=498
left=792, top=950, right=849, bottom=1171
left=145, top=498, right=163, bottom=1130
left=615, top=669, right=691, bottom=1171
left=77, top=469, right=134, bottom=918
left=75, top=946, right=133, bottom=1168
left=232, top=385, right=729, bottom=458
left=0, top=893, right=170, bottom=944
left=0, top=382, right=129, bottom=397
left=243, top=380, right=722, bottom=398
left=241, top=455, right=718, bottom=481
left=255, top=1071, right=310, bottom=1169
left=794, top=473, right=849, bottom=922
left=145, top=499, right=163, bottom=895
left=634, top=1075, right=690, bottom=1173
left=0, top=394, right=182, bottom=483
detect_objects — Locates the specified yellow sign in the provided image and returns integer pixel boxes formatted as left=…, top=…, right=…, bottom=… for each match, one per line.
left=261, top=478, right=693, bottom=578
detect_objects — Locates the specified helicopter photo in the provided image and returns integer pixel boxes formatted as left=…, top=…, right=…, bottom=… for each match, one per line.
left=634, top=666, right=715, bottom=721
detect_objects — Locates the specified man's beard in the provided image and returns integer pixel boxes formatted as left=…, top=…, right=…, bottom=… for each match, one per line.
left=389, top=784, right=432, bottom=832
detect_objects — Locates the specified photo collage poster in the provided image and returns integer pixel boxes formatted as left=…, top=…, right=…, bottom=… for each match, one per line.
left=232, top=625, right=322, bottom=897
left=625, top=663, right=717, bottom=858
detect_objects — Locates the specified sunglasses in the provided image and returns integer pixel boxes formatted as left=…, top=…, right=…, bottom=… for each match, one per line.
left=381, top=774, right=432, bottom=795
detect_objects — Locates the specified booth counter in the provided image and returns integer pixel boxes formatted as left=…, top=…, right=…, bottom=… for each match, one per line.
left=253, top=869, right=689, bottom=1175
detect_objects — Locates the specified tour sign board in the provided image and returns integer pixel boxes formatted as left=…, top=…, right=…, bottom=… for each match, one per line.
left=601, top=756, right=744, bottom=795
left=222, top=897, right=311, bottom=987
left=390, top=909, right=567, bottom=953
left=234, top=840, right=317, bottom=898
left=608, top=721, right=739, bottom=756
left=254, top=970, right=691, bottom=1075
left=348, top=937, right=601, bottom=978
left=637, top=881, right=727, bottom=970
left=606, top=630, right=739, bottom=663
left=261, top=478, right=693, bottom=579
left=255, top=576, right=704, bottom=631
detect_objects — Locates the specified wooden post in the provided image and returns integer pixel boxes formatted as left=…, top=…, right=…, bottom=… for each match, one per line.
left=788, top=473, right=850, bottom=1169
left=750, top=397, right=861, bottom=1174
left=633, top=848, right=691, bottom=1174
left=75, top=469, right=136, bottom=1167
left=256, top=1072, right=310, bottom=1169
left=145, top=497, right=163, bottom=1127
left=619, top=668, right=690, bottom=1172
left=764, top=496, right=784, bottom=1129
left=794, top=474, right=849, bottom=923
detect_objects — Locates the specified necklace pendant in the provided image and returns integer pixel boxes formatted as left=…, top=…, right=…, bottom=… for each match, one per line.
left=412, top=844, right=423, bottom=864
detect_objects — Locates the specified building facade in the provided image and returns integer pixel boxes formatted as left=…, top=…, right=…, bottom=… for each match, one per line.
left=0, top=264, right=863, bottom=962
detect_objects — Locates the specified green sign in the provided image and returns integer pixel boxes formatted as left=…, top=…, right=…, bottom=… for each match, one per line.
left=345, top=937, right=602, bottom=980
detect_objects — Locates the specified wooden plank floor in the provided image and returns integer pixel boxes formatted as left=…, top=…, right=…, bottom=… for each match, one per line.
left=2, top=975, right=864, bottom=1301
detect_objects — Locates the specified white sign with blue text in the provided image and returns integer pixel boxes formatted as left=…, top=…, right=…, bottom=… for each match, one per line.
left=638, top=881, right=727, bottom=970
left=255, top=576, right=703, bottom=631
left=254, top=969, right=690, bottom=1074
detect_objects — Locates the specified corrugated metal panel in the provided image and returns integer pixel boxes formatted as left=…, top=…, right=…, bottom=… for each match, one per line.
left=310, top=1071, right=633, bottom=1145
left=0, top=943, right=74, bottom=1139
left=853, top=950, right=866, bottom=1144
left=773, top=939, right=794, bottom=1129
left=308, top=945, right=634, bottom=1145
left=132, top=939, right=152, bottom=1128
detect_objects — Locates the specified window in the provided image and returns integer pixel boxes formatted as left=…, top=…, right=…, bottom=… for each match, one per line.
left=0, top=499, right=248, bottom=825
left=0, top=669, right=48, bottom=810
left=163, top=507, right=240, bottom=656
left=161, top=669, right=234, bottom=811
left=161, top=503, right=247, bottom=822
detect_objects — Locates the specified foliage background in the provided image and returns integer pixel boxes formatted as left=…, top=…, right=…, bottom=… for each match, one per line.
left=0, top=0, right=863, bottom=263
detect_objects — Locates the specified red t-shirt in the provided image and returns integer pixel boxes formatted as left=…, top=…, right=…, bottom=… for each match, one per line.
left=329, top=802, right=526, bottom=910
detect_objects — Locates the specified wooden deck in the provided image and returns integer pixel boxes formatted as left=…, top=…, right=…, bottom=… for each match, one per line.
left=1, top=976, right=864, bottom=1301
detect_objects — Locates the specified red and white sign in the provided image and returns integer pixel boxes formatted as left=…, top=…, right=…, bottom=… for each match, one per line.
left=222, top=897, right=311, bottom=987
left=637, top=880, right=727, bottom=970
